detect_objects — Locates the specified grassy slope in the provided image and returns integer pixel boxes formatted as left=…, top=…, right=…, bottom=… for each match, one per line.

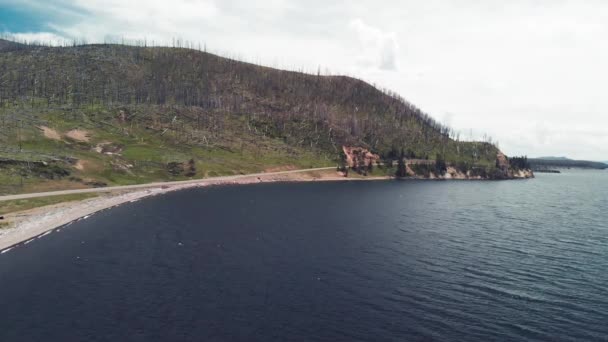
left=1, top=105, right=334, bottom=194
left=0, top=193, right=98, bottom=215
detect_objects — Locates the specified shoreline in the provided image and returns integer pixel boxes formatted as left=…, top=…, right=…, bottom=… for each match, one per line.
left=0, top=170, right=387, bottom=253
left=0, top=166, right=535, bottom=253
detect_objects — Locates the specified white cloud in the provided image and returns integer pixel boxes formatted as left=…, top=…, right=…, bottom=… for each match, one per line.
left=7, top=31, right=67, bottom=45
left=5, top=0, right=608, bottom=160
left=349, top=18, right=399, bottom=70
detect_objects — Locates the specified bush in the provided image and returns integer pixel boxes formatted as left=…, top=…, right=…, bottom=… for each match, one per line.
left=455, top=161, right=470, bottom=174
left=167, top=162, right=184, bottom=176
left=469, top=167, right=488, bottom=178
left=32, top=163, right=71, bottom=180
left=509, top=156, right=530, bottom=170
left=185, top=159, right=197, bottom=177
left=395, top=158, right=407, bottom=177
left=434, top=154, right=447, bottom=176
left=411, top=164, right=432, bottom=177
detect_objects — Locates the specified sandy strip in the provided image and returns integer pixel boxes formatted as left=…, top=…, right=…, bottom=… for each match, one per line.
left=0, top=172, right=388, bottom=253
left=0, top=187, right=167, bottom=252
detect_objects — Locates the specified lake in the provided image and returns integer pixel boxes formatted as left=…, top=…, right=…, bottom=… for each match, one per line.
left=1, top=171, right=607, bottom=341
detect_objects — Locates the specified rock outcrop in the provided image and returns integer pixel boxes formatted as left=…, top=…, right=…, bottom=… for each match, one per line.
left=494, top=152, right=534, bottom=179
left=342, top=146, right=380, bottom=169
left=390, top=152, right=534, bottom=180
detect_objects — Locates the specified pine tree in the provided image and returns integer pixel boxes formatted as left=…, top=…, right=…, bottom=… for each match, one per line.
left=435, top=153, right=447, bottom=176
left=185, top=158, right=197, bottom=177
left=395, top=149, right=406, bottom=177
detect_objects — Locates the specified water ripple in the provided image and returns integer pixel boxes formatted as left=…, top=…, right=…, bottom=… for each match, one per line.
left=1, top=172, right=607, bottom=341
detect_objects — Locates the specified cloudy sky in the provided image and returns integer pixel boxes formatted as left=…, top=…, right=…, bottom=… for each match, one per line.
left=1, top=0, right=607, bottom=160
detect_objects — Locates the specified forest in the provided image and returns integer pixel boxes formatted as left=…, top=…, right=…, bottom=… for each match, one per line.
left=0, top=37, right=523, bottom=194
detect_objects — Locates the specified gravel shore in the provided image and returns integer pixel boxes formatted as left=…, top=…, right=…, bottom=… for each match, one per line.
left=0, top=171, right=387, bottom=253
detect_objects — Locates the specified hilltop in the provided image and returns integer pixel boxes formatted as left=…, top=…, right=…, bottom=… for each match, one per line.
left=0, top=39, right=530, bottom=194
left=537, top=156, right=570, bottom=161
left=0, top=39, right=26, bottom=52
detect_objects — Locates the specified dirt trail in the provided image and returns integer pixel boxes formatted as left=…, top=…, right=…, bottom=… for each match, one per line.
left=0, top=166, right=338, bottom=203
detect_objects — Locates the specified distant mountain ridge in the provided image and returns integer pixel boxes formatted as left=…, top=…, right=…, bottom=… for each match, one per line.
left=529, top=157, right=608, bottom=170
left=537, top=156, right=571, bottom=161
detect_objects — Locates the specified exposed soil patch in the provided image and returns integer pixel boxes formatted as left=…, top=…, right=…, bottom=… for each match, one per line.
left=71, top=159, right=103, bottom=174
left=94, top=142, right=124, bottom=155
left=74, top=160, right=85, bottom=171
left=74, top=160, right=98, bottom=172
left=65, top=129, right=91, bottom=142
left=38, top=126, right=61, bottom=141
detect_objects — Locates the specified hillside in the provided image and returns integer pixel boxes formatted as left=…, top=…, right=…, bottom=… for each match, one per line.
left=0, top=39, right=26, bottom=52
left=0, top=39, right=527, bottom=194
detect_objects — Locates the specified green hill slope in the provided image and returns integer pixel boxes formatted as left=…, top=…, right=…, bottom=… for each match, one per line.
left=0, top=40, right=521, bottom=194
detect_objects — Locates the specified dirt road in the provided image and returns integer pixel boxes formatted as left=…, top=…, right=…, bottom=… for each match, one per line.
left=0, top=167, right=337, bottom=202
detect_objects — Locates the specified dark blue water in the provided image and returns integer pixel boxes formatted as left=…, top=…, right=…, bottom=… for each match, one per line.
left=1, top=171, right=607, bottom=341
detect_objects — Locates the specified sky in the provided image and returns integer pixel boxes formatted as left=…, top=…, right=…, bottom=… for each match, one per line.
left=1, top=0, right=607, bottom=160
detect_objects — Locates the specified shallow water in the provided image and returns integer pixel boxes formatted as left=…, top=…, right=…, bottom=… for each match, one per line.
left=1, top=170, right=607, bottom=341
